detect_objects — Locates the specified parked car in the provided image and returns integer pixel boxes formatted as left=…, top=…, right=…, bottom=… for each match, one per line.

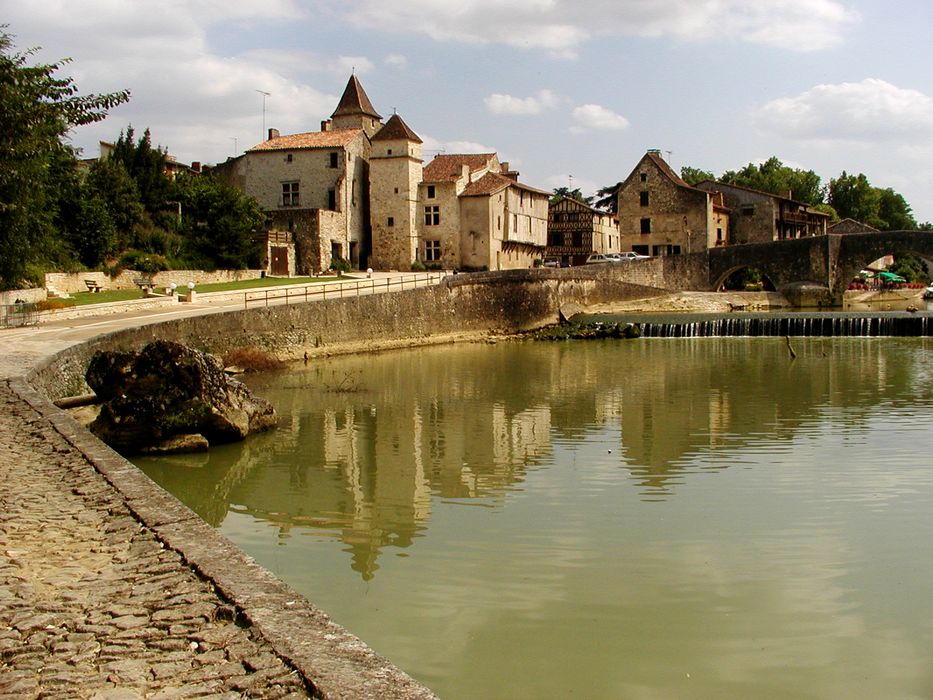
left=585, top=253, right=617, bottom=265
left=542, top=257, right=561, bottom=268
left=615, top=251, right=650, bottom=261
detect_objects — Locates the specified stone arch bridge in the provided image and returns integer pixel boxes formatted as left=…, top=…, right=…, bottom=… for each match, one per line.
left=705, top=231, right=933, bottom=303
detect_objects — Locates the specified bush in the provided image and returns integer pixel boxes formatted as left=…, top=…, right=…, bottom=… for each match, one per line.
left=222, top=347, right=284, bottom=372
left=118, top=250, right=168, bottom=274
left=410, top=260, right=427, bottom=271
left=329, top=257, right=352, bottom=273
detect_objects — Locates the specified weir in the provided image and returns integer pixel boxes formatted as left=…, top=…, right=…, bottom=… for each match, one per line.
left=591, top=312, right=933, bottom=338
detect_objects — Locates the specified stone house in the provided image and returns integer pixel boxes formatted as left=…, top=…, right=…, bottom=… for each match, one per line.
left=547, top=196, right=620, bottom=266
left=214, top=75, right=379, bottom=274
left=694, top=180, right=830, bottom=244
left=373, top=152, right=548, bottom=271
left=617, top=150, right=729, bottom=256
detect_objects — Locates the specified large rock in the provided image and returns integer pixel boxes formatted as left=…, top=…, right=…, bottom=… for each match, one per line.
left=86, top=340, right=277, bottom=453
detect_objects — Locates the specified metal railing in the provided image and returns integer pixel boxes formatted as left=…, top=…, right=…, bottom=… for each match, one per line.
left=242, top=272, right=450, bottom=309
left=0, top=302, right=39, bottom=329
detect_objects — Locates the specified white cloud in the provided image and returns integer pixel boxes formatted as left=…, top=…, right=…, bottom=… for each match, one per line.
left=484, top=90, right=561, bottom=116
left=570, top=104, right=630, bottom=133
left=384, top=54, right=408, bottom=67
left=753, top=79, right=933, bottom=143
left=420, top=135, right=499, bottom=157
left=335, top=0, right=859, bottom=55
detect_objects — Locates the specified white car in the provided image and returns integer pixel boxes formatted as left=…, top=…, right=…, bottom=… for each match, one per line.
left=585, top=253, right=617, bottom=265
left=614, top=251, right=649, bottom=261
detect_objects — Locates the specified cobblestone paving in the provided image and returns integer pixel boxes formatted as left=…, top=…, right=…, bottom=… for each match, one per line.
left=0, top=382, right=312, bottom=699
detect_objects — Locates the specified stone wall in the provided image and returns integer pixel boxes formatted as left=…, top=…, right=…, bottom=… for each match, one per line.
left=27, top=267, right=678, bottom=402
left=45, top=270, right=265, bottom=294
left=0, top=287, right=47, bottom=305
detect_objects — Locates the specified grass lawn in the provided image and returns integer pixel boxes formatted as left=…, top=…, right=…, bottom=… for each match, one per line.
left=64, top=276, right=332, bottom=306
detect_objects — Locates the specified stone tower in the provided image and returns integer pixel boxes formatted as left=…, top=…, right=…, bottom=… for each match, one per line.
left=330, top=74, right=383, bottom=138
left=369, top=114, right=424, bottom=270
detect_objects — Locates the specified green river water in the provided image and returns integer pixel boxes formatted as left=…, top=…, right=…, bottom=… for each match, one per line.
left=134, top=337, right=933, bottom=699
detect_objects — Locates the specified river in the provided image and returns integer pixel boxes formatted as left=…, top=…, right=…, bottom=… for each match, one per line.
left=135, top=337, right=933, bottom=699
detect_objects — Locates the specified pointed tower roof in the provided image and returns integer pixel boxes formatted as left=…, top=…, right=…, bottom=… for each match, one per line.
left=372, top=113, right=422, bottom=143
left=331, top=74, right=381, bottom=120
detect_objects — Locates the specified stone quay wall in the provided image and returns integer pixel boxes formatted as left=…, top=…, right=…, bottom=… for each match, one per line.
left=28, top=266, right=672, bottom=401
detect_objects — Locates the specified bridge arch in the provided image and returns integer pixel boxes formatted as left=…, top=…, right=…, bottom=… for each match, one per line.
left=833, top=231, right=933, bottom=299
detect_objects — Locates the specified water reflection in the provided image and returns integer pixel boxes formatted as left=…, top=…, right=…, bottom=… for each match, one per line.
left=137, top=338, right=932, bottom=580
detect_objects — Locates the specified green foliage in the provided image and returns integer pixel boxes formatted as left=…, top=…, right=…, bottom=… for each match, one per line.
left=0, top=28, right=129, bottom=290
left=329, top=256, right=352, bottom=273
left=173, top=173, right=264, bottom=269
left=828, top=172, right=917, bottom=231
left=593, top=182, right=621, bottom=213
left=680, top=166, right=715, bottom=186
left=410, top=260, right=427, bottom=271
left=550, top=187, right=593, bottom=206
left=720, top=157, right=824, bottom=206
left=118, top=250, right=168, bottom=274
left=889, top=252, right=928, bottom=283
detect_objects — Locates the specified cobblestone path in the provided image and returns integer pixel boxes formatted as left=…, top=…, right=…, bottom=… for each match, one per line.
left=0, top=382, right=312, bottom=699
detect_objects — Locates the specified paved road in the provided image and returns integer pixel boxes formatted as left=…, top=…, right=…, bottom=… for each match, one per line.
left=0, top=272, right=443, bottom=699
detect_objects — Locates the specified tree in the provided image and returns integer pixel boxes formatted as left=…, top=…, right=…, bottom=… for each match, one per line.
left=174, top=174, right=264, bottom=270
left=828, top=171, right=881, bottom=226
left=876, top=188, right=916, bottom=231
left=593, top=182, right=621, bottom=213
left=85, top=157, right=146, bottom=245
left=550, top=187, right=592, bottom=206
left=720, top=157, right=824, bottom=206
left=110, top=126, right=173, bottom=221
left=680, top=166, right=715, bottom=186
left=0, top=28, right=129, bottom=290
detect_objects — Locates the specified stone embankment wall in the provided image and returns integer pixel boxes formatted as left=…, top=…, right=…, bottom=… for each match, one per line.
left=46, top=269, right=265, bottom=295
left=0, top=287, right=47, bottom=306
left=28, top=266, right=675, bottom=401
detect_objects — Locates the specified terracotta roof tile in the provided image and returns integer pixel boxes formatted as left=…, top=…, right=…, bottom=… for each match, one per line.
left=331, top=75, right=381, bottom=120
left=248, top=128, right=363, bottom=152
left=423, top=153, right=497, bottom=182
left=372, top=114, right=422, bottom=143
left=461, top=172, right=550, bottom=198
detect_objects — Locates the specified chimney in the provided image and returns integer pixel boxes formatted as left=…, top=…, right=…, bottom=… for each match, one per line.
left=321, top=120, right=332, bottom=132
left=500, top=161, right=509, bottom=172
left=268, top=128, right=279, bottom=140
left=191, top=161, right=201, bottom=173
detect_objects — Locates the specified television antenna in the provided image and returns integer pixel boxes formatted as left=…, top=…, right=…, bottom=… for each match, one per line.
left=255, top=89, right=271, bottom=141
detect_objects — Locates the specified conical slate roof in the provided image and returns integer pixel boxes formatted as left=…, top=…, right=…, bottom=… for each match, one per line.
left=372, top=113, right=422, bottom=143
left=331, top=74, right=381, bottom=120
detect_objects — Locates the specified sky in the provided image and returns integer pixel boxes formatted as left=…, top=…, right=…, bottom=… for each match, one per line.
left=6, top=0, right=933, bottom=222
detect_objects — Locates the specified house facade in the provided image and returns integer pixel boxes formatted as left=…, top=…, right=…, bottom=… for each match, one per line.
left=547, top=196, right=620, bottom=266
left=373, top=152, right=548, bottom=271
left=695, top=180, right=830, bottom=244
left=215, top=75, right=379, bottom=274
left=617, top=150, right=729, bottom=256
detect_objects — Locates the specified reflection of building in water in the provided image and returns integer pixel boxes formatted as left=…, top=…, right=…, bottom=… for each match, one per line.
left=217, top=393, right=554, bottom=580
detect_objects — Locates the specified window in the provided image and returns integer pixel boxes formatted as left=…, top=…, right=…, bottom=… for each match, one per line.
left=572, top=231, right=584, bottom=247
left=427, top=185, right=436, bottom=199
left=387, top=148, right=393, bottom=155
left=640, top=191, right=649, bottom=207
left=513, top=214, right=518, bottom=231
left=286, top=153, right=293, bottom=163
left=425, top=240, right=441, bottom=261
left=328, top=189, right=336, bottom=210
left=329, top=152, right=338, bottom=168
left=640, top=218, right=651, bottom=234
left=424, top=205, right=440, bottom=226
left=394, top=187, right=399, bottom=194
left=640, top=173, right=647, bottom=183
left=387, top=217, right=394, bottom=227
left=282, top=181, right=299, bottom=207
